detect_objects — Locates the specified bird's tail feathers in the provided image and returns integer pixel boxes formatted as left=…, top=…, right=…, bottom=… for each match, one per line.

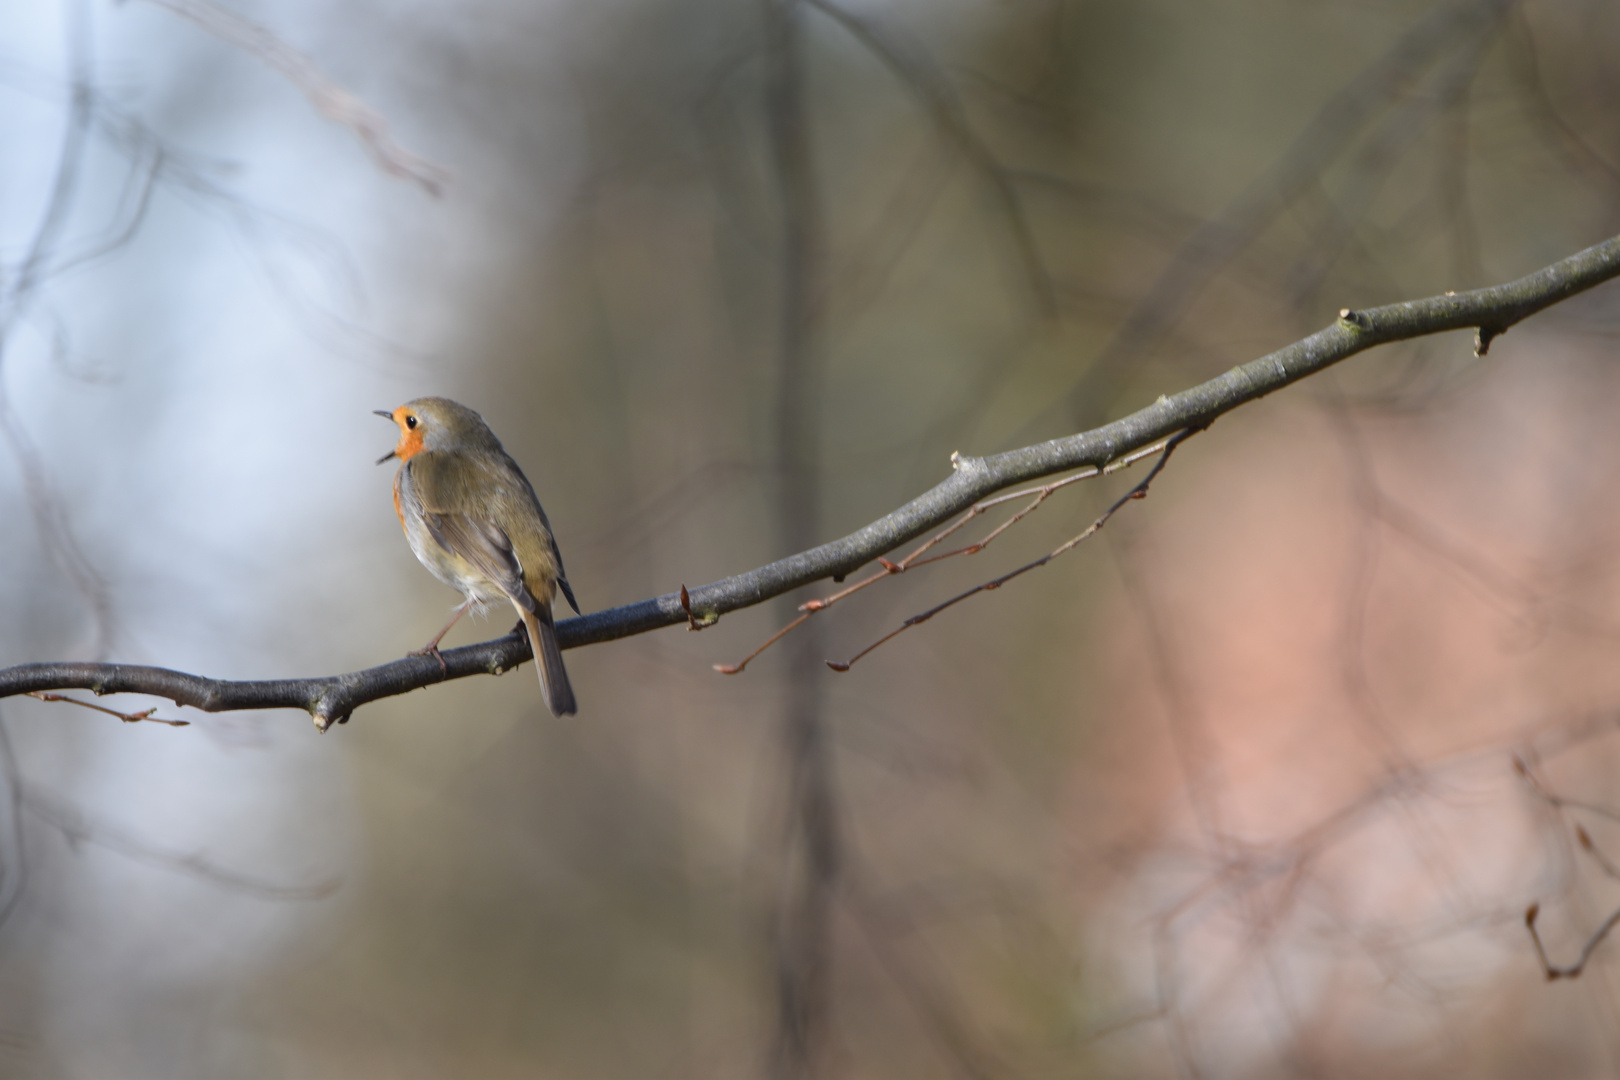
left=521, top=605, right=577, bottom=717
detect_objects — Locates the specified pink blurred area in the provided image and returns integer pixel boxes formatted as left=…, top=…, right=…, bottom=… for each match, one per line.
left=1075, top=334, right=1620, bottom=1074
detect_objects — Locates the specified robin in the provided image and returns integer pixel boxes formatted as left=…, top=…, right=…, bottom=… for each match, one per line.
left=375, top=397, right=580, bottom=716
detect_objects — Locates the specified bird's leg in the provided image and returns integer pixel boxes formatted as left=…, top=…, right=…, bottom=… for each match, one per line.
left=411, top=598, right=474, bottom=674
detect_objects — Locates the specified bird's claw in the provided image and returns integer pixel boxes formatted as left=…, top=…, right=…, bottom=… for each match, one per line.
left=410, top=643, right=450, bottom=677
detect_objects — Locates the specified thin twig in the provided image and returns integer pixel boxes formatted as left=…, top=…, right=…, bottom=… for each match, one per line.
left=0, top=0, right=122, bottom=659
left=1514, top=754, right=1620, bottom=825
left=828, top=431, right=1192, bottom=671
left=1575, top=825, right=1620, bottom=882
left=27, top=691, right=188, bottom=727
left=1525, top=901, right=1620, bottom=981
left=715, top=613, right=812, bottom=675
left=22, top=787, right=338, bottom=900
left=1516, top=754, right=1620, bottom=977
left=717, top=438, right=1170, bottom=673
left=804, top=0, right=1057, bottom=316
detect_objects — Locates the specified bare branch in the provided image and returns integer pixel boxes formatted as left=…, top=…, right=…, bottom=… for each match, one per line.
left=2, top=232, right=1619, bottom=729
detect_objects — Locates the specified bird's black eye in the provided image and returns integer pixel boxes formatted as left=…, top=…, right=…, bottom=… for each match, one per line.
left=405, top=415, right=418, bottom=429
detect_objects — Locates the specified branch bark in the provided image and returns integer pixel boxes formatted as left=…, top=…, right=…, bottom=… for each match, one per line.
left=3, top=232, right=1619, bottom=729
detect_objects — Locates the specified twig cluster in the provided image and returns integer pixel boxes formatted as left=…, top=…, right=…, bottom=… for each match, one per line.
left=709, top=434, right=1184, bottom=675
left=1517, top=754, right=1620, bottom=980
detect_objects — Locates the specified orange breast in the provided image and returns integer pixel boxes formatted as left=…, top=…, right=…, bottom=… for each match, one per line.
left=392, top=469, right=406, bottom=532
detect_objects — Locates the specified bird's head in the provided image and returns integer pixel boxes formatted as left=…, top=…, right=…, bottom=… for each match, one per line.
left=374, top=397, right=500, bottom=464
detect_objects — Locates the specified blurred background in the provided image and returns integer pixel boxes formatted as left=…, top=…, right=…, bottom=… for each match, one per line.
left=2, top=0, right=1620, bottom=1075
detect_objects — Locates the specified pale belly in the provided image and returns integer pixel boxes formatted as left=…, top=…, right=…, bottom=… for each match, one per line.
left=403, top=511, right=508, bottom=610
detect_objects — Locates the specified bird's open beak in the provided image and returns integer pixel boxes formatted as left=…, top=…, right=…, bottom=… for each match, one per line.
left=374, top=410, right=398, bottom=464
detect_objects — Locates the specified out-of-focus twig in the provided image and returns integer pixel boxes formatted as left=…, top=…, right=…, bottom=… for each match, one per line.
left=22, top=785, right=339, bottom=900
left=135, top=0, right=450, bottom=195
left=1525, top=901, right=1620, bottom=981
left=1517, top=755, right=1620, bottom=979
left=1283, top=21, right=1500, bottom=309
left=1505, top=10, right=1620, bottom=195
left=0, top=0, right=120, bottom=658
left=1514, top=753, right=1620, bottom=825
left=804, top=0, right=1056, bottom=316
left=0, top=714, right=28, bottom=935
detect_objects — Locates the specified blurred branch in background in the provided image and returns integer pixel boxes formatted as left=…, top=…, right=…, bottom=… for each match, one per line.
left=804, top=0, right=1058, bottom=318
left=136, top=0, right=450, bottom=195
left=18, top=777, right=339, bottom=901
left=0, top=0, right=119, bottom=661
left=759, top=0, right=840, bottom=1075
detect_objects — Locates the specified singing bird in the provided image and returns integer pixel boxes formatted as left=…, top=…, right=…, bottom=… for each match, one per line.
left=376, top=397, right=580, bottom=716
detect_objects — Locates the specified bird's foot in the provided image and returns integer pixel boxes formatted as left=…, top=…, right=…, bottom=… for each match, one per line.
left=409, top=643, right=450, bottom=677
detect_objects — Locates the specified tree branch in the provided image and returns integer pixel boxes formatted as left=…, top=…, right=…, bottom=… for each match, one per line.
left=3, top=232, right=1619, bottom=730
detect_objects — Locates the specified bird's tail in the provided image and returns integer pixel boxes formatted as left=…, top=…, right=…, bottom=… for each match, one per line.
left=521, top=605, right=577, bottom=717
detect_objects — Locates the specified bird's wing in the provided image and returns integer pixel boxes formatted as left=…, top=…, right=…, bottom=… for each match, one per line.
left=510, top=462, right=580, bottom=616
left=406, top=454, right=539, bottom=615
left=555, top=562, right=580, bottom=616
left=425, top=512, right=539, bottom=614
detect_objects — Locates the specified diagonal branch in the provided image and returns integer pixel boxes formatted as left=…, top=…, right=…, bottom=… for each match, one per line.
left=2, top=232, right=1619, bottom=730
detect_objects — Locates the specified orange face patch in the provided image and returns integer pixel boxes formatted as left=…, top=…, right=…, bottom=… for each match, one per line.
left=391, top=407, right=427, bottom=461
